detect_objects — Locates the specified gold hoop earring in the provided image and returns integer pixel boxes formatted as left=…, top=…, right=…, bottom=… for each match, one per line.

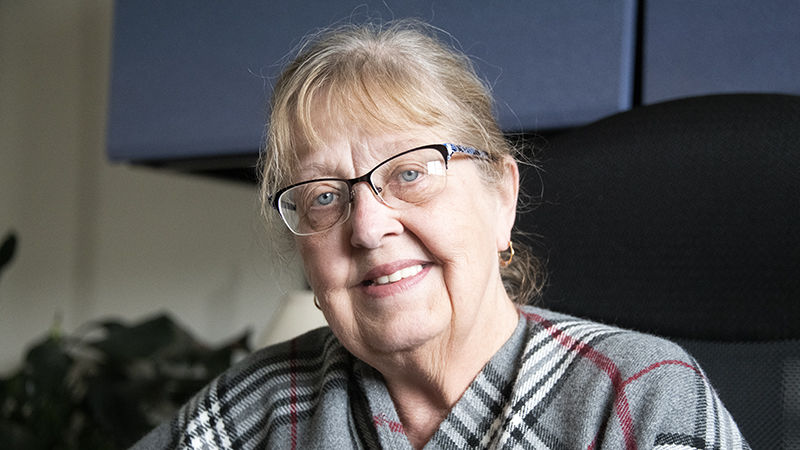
left=499, top=241, right=514, bottom=267
left=313, top=295, right=321, bottom=310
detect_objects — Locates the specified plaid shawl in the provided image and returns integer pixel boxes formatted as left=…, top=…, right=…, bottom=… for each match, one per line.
left=133, top=306, right=749, bottom=449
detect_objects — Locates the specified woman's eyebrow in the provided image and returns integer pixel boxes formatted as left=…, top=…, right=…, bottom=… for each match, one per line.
left=294, top=141, right=423, bottom=181
left=294, top=161, right=342, bottom=182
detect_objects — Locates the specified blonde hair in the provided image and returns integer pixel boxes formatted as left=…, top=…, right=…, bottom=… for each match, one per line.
left=259, top=20, right=543, bottom=303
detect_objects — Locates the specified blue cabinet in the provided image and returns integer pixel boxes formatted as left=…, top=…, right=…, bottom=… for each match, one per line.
left=107, top=1, right=800, bottom=165
left=643, top=0, right=800, bottom=104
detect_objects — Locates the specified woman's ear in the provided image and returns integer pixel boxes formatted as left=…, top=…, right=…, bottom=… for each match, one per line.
left=495, top=155, right=519, bottom=252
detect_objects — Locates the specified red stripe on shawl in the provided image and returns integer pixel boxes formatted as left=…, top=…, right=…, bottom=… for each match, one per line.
left=289, top=339, right=298, bottom=450
left=521, top=311, right=637, bottom=450
left=373, top=413, right=406, bottom=434
left=623, top=359, right=703, bottom=387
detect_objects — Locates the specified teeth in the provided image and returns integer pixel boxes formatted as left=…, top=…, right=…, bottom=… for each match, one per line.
left=373, top=264, right=423, bottom=285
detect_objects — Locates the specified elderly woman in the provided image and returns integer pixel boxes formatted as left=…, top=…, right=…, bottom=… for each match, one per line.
left=135, top=21, right=748, bottom=449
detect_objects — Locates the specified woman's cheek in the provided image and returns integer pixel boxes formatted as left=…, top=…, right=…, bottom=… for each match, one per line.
left=298, top=236, right=346, bottom=291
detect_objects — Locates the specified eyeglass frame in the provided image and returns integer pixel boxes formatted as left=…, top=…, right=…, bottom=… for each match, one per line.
left=269, top=142, right=491, bottom=235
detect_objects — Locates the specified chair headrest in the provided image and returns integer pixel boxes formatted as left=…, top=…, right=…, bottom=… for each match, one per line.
left=520, top=94, right=800, bottom=340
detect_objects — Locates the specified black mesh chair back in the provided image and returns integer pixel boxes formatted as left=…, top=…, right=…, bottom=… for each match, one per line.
left=518, top=94, right=800, bottom=448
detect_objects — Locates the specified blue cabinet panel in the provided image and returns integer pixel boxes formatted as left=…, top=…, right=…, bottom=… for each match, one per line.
left=107, top=1, right=635, bottom=162
left=643, top=0, right=800, bottom=104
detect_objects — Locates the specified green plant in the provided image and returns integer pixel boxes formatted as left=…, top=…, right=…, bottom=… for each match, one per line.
left=0, top=232, right=251, bottom=448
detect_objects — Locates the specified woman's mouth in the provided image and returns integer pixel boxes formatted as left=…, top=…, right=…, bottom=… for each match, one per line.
left=362, top=264, right=424, bottom=286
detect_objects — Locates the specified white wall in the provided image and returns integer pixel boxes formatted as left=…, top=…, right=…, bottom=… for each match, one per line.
left=0, top=1, right=306, bottom=373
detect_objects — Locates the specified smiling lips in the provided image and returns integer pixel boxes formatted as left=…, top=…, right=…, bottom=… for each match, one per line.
left=363, top=264, right=424, bottom=286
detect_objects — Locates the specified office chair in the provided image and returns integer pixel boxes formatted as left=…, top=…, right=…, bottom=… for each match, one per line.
left=517, top=94, right=800, bottom=449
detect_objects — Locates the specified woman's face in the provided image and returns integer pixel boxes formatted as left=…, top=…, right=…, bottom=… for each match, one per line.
left=292, top=120, right=518, bottom=363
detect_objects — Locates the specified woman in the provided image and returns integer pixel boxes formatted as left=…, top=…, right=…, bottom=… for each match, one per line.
left=135, top=21, right=748, bottom=449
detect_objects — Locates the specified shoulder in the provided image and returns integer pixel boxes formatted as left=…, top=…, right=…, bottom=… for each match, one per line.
left=132, top=326, right=348, bottom=449
left=517, top=305, right=701, bottom=398
left=518, top=305, right=695, bottom=374
left=209, top=325, right=347, bottom=410
left=516, top=305, right=749, bottom=449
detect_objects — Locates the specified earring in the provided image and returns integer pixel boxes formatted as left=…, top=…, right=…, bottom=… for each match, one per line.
left=313, top=295, right=321, bottom=310
left=499, top=241, right=514, bottom=267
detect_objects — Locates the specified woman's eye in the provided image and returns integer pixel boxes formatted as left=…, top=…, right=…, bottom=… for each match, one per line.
left=315, top=191, right=337, bottom=206
left=400, top=170, right=420, bottom=182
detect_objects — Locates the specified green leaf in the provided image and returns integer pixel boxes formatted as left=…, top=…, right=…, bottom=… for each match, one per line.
left=84, top=378, right=153, bottom=447
left=24, top=338, right=72, bottom=393
left=201, top=329, right=251, bottom=375
left=90, top=314, right=180, bottom=361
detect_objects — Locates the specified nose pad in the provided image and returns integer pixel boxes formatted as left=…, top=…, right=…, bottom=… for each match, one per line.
left=348, top=182, right=400, bottom=248
left=349, top=180, right=387, bottom=206
left=370, top=184, right=387, bottom=205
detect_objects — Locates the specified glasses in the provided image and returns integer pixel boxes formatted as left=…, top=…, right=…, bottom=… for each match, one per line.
left=270, top=143, right=490, bottom=235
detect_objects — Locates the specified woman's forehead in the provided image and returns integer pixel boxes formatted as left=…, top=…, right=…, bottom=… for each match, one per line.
left=291, top=127, right=447, bottom=179
left=298, top=81, right=455, bottom=143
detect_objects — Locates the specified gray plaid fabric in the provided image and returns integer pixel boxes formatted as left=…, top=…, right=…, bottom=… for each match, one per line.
left=132, top=306, right=749, bottom=449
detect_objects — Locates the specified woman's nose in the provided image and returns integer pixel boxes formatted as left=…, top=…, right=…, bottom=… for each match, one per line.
left=348, top=183, right=402, bottom=248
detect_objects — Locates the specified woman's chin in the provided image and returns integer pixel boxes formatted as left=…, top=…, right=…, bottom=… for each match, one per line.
left=353, top=311, right=450, bottom=359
